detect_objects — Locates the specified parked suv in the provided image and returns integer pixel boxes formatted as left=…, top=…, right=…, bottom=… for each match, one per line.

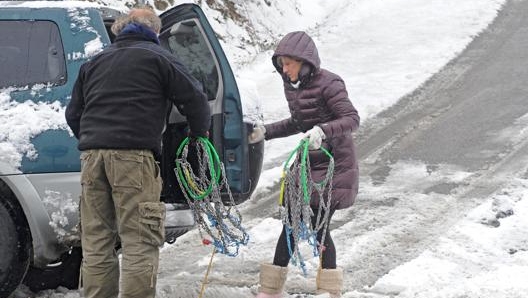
left=0, top=2, right=264, bottom=296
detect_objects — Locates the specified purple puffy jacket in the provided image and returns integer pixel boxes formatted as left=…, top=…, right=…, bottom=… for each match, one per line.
left=264, top=31, right=360, bottom=210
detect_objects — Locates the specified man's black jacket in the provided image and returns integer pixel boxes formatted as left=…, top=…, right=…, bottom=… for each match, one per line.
left=65, top=31, right=210, bottom=158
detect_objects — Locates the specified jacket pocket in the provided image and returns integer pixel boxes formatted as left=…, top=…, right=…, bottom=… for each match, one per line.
left=138, top=202, right=166, bottom=246
left=112, top=152, right=143, bottom=189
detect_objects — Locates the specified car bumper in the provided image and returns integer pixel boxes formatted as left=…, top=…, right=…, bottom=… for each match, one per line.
left=165, top=203, right=195, bottom=243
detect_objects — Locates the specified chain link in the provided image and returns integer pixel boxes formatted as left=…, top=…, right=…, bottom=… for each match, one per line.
left=175, top=139, right=249, bottom=257
left=281, top=141, right=335, bottom=274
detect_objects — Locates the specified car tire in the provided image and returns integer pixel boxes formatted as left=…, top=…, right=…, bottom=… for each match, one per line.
left=0, top=199, right=31, bottom=298
left=23, top=247, right=82, bottom=292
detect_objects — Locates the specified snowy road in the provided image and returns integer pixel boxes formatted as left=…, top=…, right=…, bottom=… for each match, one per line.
left=155, top=0, right=528, bottom=297
left=348, top=0, right=528, bottom=291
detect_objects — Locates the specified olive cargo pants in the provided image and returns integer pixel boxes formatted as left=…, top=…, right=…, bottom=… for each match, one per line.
left=79, top=149, right=165, bottom=298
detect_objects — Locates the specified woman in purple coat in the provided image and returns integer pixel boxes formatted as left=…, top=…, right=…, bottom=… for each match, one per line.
left=249, top=31, right=360, bottom=298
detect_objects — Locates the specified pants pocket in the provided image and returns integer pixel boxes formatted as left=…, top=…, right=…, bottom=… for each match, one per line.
left=153, top=158, right=161, bottom=179
left=112, top=152, right=143, bottom=189
left=80, top=151, right=93, bottom=186
left=138, top=202, right=166, bottom=246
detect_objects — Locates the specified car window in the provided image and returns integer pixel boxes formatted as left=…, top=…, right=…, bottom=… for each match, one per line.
left=0, top=20, right=66, bottom=88
left=164, top=20, right=219, bottom=100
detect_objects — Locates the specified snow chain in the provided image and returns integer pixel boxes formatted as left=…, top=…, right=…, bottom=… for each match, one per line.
left=175, top=137, right=249, bottom=257
left=280, top=139, right=334, bottom=275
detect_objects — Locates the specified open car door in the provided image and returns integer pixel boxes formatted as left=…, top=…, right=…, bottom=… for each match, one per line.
left=158, top=4, right=263, bottom=205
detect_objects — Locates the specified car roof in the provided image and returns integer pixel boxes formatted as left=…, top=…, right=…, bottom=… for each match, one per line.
left=0, top=1, right=102, bottom=8
left=0, top=1, right=125, bottom=17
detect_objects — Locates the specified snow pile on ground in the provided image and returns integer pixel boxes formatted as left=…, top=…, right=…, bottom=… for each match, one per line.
left=367, top=177, right=528, bottom=298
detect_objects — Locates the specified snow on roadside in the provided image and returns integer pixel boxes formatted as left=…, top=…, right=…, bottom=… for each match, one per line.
left=365, top=176, right=528, bottom=298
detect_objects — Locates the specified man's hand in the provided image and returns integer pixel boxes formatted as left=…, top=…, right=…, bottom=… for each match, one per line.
left=248, top=125, right=266, bottom=144
left=304, top=125, right=325, bottom=150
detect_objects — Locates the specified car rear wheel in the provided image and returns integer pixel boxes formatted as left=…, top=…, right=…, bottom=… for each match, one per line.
left=0, top=199, right=31, bottom=297
left=23, top=247, right=82, bottom=292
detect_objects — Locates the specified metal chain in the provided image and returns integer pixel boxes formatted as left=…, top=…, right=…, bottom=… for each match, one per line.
left=175, top=138, right=249, bottom=257
left=281, top=140, right=334, bottom=274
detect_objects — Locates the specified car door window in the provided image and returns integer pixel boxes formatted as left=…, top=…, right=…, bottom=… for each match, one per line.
left=163, top=20, right=219, bottom=100
left=0, top=20, right=66, bottom=88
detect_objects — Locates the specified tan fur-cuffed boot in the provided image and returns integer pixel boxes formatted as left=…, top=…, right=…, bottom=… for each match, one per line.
left=255, top=263, right=288, bottom=298
left=315, top=268, right=343, bottom=298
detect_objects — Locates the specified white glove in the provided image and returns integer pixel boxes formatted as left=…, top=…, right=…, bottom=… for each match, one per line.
left=304, top=125, right=326, bottom=150
left=248, top=125, right=266, bottom=144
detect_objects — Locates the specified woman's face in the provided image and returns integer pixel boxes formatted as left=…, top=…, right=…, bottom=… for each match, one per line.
left=279, top=56, right=302, bottom=82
